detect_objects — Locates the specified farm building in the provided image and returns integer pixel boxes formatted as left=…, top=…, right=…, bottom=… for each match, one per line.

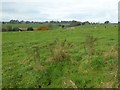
left=18, top=28, right=27, bottom=31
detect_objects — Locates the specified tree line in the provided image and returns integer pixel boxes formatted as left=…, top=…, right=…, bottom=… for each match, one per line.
left=2, top=20, right=111, bottom=32
left=2, top=20, right=110, bottom=24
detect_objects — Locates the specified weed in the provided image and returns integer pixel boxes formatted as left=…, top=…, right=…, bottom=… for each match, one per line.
left=50, top=39, right=70, bottom=62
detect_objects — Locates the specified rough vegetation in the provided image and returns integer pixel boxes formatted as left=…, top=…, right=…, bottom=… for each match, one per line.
left=37, top=26, right=49, bottom=31
left=2, top=24, right=118, bottom=88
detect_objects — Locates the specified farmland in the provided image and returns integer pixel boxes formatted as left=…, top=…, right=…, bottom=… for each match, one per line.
left=2, top=24, right=118, bottom=88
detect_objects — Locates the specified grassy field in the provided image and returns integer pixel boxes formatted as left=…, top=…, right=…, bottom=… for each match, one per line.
left=2, top=24, right=118, bottom=88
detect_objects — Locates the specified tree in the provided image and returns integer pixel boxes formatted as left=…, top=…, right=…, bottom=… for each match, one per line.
left=61, top=25, right=65, bottom=28
left=82, top=21, right=90, bottom=25
left=69, top=20, right=81, bottom=27
left=2, top=22, right=5, bottom=24
left=26, top=21, right=30, bottom=24
left=27, top=27, right=33, bottom=31
left=10, top=20, right=19, bottom=24
left=104, top=21, right=110, bottom=24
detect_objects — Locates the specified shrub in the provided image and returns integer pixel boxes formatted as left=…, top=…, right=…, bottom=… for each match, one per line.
left=27, top=27, right=33, bottom=31
left=104, top=21, right=110, bottom=24
left=37, top=26, right=49, bottom=31
left=61, top=25, right=65, bottom=28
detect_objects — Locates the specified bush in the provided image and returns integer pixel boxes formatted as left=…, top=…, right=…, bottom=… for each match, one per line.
left=27, top=27, right=33, bottom=31
left=37, top=26, right=49, bottom=30
left=104, top=21, right=110, bottom=24
left=61, top=25, right=65, bottom=28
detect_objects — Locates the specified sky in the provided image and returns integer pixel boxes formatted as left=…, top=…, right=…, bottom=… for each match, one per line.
left=2, top=0, right=119, bottom=23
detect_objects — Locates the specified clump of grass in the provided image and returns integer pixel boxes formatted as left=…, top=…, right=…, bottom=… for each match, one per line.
left=84, top=34, right=97, bottom=56
left=50, top=39, right=70, bottom=62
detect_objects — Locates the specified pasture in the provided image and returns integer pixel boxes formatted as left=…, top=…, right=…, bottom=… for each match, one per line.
left=2, top=24, right=118, bottom=88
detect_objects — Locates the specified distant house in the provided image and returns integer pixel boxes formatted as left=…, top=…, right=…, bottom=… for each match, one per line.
left=19, top=28, right=27, bottom=31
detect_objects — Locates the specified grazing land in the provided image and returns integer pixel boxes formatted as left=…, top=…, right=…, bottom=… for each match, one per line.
left=2, top=24, right=118, bottom=88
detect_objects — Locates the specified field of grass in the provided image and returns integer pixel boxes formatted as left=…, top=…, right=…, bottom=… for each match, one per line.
left=2, top=24, right=118, bottom=88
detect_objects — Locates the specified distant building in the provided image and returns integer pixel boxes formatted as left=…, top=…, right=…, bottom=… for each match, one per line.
left=18, top=28, right=27, bottom=31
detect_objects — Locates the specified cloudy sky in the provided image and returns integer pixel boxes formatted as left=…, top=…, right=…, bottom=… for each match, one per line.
left=2, top=0, right=119, bottom=23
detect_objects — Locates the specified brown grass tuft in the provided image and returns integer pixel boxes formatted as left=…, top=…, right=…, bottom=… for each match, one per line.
left=50, top=39, right=70, bottom=62
left=37, top=26, right=49, bottom=30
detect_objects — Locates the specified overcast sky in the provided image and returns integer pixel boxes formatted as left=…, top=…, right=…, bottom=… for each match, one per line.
left=2, top=0, right=119, bottom=23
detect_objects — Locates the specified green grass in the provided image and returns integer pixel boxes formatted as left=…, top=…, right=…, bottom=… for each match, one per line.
left=2, top=24, right=118, bottom=88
